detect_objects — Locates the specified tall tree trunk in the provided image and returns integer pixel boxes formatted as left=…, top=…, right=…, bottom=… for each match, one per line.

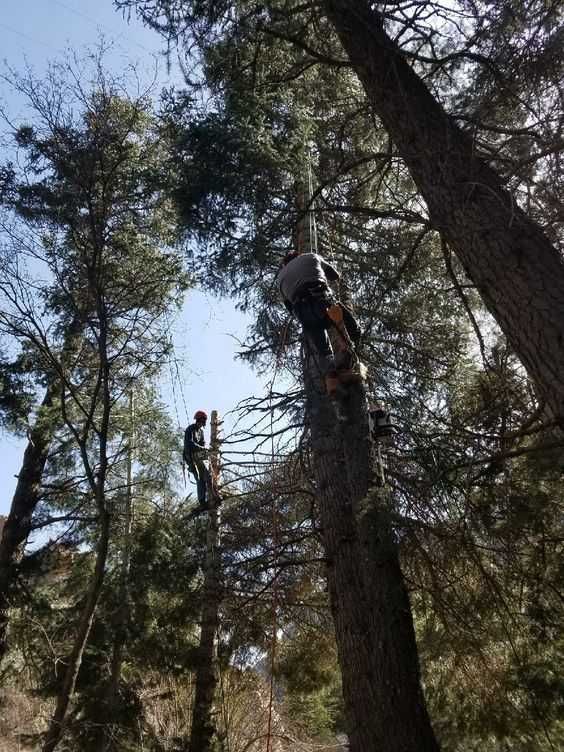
left=293, top=171, right=438, bottom=749
left=0, top=318, right=82, bottom=664
left=43, top=305, right=112, bottom=752
left=109, top=390, right=135, bottom=703
left=42, top=508, right=111, bottom=752
left=322, top=0, right=564, bottom=428
left=189, top=411, right=222, bottom=752
left=0, top=381, right=57, bottom=663
left=305, top=364, right=439, bottom=752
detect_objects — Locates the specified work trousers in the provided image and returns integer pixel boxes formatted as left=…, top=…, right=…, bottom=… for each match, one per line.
left=189, top=455, right=211, bottom=505
left=293, top=289, right=335, bottom=372
left=293, top=287, right=359, bottom=374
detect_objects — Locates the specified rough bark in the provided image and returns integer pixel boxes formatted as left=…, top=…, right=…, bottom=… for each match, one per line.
left=0, top=381, right=57, bottom=663
left=188, top=507, right=221, bottom=752
left=188, top=411, right=222, bottom=752
left=322, top=0, right=564, bottom=428
left=108, top=391, right=135, bottom=703
left=42, top=509, right=111, bottom=752
left=42, top=304, right=112, bottom=752
left=305, top=362, right=439, bottom=752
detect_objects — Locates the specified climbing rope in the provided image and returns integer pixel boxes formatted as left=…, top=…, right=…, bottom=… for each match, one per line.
left=306, top=148, right=318, bottom=255
left=164, top=314, right=193, bottom=491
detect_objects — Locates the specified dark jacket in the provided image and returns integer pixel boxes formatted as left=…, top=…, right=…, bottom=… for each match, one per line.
left=277, top=253, right=339, bottom=305
left=183, top=423, right=205, bottom=465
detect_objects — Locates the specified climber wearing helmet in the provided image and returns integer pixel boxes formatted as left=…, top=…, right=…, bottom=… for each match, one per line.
left=183, top=410, right=211, bottom=506
left=277, top=251, right=360, bottom=397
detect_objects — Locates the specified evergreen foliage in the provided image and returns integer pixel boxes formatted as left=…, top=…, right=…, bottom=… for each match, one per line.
left=115, top=1, right=562, bottom=748
left=0, top=1, right=562, bottom=749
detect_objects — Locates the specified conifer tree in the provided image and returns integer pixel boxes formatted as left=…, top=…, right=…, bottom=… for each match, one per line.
left=0, top=51, right=187, bottom=751
left=116, top=2, right=563, bottom=748
left=117, top=0, right=564, bottom=422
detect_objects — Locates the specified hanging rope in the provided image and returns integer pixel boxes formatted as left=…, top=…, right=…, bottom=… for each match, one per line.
left=307, top=147, right=318, bottom=255
left=163, top=311, right=193, bottom=491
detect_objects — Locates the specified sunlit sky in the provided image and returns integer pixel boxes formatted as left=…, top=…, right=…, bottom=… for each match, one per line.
left=0, top=0, right=271, bottom=515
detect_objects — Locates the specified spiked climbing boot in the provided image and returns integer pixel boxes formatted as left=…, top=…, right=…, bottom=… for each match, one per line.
left=327, top=304, right=361, bottom=379
left=327, top=303, right=352, bottom=350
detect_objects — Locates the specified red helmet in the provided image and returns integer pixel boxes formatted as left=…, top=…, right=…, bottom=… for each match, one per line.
left=194, top=410, right=208, bottom=421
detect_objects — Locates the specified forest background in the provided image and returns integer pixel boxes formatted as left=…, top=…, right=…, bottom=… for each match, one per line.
left=0, top=2, right=562, bottom=752
left=0, top=0, right=265, bottom=515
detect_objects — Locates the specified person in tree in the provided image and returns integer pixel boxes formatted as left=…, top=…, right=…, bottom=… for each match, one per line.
left=183, top=410, right=212, bottom=507
left=277, top=251, right=360, bottom=396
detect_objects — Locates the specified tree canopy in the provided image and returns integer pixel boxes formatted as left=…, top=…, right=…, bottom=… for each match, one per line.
left=0, top=3, right=562, bottom=750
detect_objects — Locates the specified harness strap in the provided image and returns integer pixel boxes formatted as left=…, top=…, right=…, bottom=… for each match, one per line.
left=292, top=281, right=331, bottom=305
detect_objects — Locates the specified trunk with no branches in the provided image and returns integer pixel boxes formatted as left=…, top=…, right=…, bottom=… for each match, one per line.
left=305, top=361, right=439, bottom=751
left=323, top=0, right=564, bottom=428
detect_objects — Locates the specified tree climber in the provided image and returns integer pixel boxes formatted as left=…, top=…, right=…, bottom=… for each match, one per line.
left=277, top=251, right=361, bottom=397
left=183, top=410, right=213, bottom=507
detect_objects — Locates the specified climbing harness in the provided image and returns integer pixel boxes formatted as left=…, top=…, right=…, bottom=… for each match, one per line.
left=292, top=279, right=362, bottom=402
left=292, top=147, right=365, bottom=415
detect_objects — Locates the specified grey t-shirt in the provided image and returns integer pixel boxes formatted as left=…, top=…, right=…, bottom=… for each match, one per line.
left=277, top=253, right=339, bottom=303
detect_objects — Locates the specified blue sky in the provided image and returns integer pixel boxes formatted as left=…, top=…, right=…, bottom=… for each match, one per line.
left=0, top=0, right=273, bottom=515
